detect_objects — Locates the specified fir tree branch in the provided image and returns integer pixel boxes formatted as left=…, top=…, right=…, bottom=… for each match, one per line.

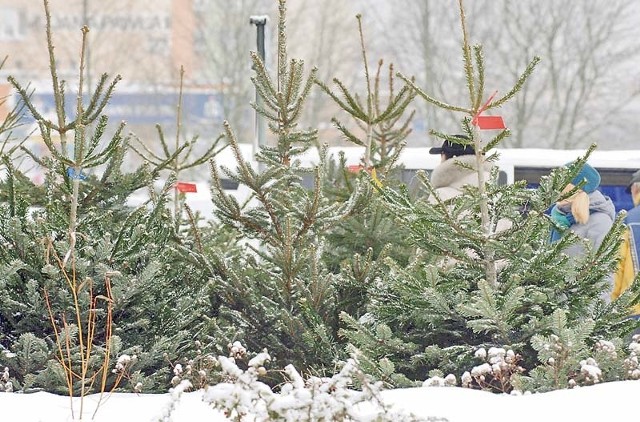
left=458, top=0, right=477, bottom=108
left=43, top=0, right=66, bottom=146
left=472, top=45, right=485, bottom=112
left=8, top=76, right=60, bottom=132
left=489, top=56, right=541, bottom=110
left=396, top=73, right=470, bottom=114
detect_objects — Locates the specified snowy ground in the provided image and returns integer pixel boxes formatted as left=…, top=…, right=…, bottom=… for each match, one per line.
left=1, top=380, right=638, bottom=421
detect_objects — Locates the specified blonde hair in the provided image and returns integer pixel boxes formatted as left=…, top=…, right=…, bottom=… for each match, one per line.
left=631, top=182, right=640, bottom=207
left=560, top=183, right=590, bottom=224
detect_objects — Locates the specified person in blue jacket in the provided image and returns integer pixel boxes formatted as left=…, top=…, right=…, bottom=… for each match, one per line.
left=613, top=169, right=640, bottom=318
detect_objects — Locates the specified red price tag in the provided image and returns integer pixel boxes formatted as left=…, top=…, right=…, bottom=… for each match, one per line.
left=175, top=182, right=198, bottom=193
left=474, top=115, right=506, bottom=130
left=472, top=91, right=507, bottom=130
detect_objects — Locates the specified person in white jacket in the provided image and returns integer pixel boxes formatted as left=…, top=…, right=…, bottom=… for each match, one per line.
left=428, top=135, right=493, bottom=203
left=427, top=135, right=512, bottom=273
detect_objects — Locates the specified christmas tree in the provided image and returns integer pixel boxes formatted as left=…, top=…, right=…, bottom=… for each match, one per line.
left=316, top=13, right=418, bottom=319
left=339, top=0, right=640, bottom=391
left=200, top=0, right=377, bottom=380
left=2, top=0, right=639, bottom=401
left=0, top=0, right=224, bottom=396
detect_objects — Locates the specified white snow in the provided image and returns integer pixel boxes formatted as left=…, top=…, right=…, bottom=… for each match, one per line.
left=0, top=381, right=638, bottom=421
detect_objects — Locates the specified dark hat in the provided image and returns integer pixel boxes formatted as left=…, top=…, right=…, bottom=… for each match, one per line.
left=626, top=169, right=640, bottom=193
left=428, top=135, right=475, bottom=157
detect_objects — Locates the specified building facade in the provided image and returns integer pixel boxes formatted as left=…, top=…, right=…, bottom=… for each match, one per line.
left=0, top=0, right=220, bottom=135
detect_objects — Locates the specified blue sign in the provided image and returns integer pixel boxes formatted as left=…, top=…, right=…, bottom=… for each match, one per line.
left=24, top=91, right=224, bottom=126
left=66, top=167, right=87, bottom=180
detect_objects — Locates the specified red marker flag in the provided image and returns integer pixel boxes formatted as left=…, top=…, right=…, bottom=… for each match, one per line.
left=471, top=90, right=506, bottom=130
left=474, top=115, right=506, bottom=130
left=175, top=182, right=197, bottom=193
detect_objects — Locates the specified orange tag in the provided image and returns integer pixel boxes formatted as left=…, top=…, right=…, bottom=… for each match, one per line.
left=474, top=115, right=506, bottom=130
left=175, top=182, right=197, bottom=193
left=471, top=91, right=506, bottom=130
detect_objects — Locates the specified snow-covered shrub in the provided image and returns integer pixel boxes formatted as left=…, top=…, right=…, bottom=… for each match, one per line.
left=422, top=373, right=456, bottom=388
left=441, top=336, right=640, bottom=395
left=154, top=379, right=193, bottom=422
left=168, top=341, right=259, bottom=391
left=624, top=334, right=640, bottom=380
left=459, top=347, right=524, bottom=393
left=513, top=331, right=640, bottom=392
left=202, top=346, right=422, bottom=421
left=0, top=366, right=13, bottom=392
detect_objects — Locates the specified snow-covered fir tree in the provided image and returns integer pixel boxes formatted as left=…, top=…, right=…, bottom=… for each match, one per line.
left=316, top=14, right=418, bottom=320
left=0, top=0, right=229, bottom=394
left=339, top=0, right=640, bottom=392
left=202, top=0, right=372, bottom=379
left=1, top=0, right=639, bottom=405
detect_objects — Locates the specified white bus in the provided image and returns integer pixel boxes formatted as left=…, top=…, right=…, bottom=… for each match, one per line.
left=293, top=145, right=640, bottom=213
left=152, top=144, right=640, bottom=220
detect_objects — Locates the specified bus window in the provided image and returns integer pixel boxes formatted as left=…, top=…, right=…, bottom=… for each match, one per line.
left=497, top=170, right=508, bottom=186
left=400, top=168, right=430, bottom=185
left=601, top=185, right=634, bottom=212
left=220, top=179, right=240, bottom=190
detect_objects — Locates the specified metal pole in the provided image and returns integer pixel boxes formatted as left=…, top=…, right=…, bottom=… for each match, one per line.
left=249, top=16, right=267, bottom=170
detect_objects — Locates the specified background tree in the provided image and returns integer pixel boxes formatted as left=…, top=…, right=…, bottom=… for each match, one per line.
left=368, top=0, right=640, bottom=149
left=475, top=0, right=640, bottom=149
left=6, top=0, right=640, bottom=150
left=189, top=0, right=271, bottom=144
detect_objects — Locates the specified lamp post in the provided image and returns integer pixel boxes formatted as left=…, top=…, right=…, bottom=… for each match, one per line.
left=249, top=15, right=267, bottom=169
